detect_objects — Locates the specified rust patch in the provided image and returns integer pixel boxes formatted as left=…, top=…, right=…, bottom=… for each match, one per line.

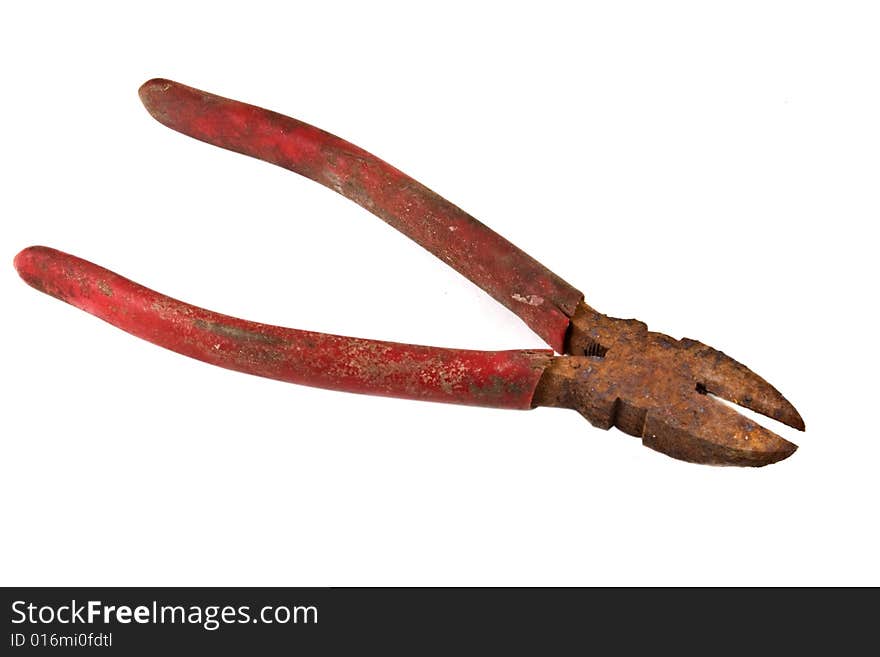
left=193, top=319, right=282, bottom=345
left=19, top=273, right=66, bottom=301
left=468, top=374, right=531, bottom=398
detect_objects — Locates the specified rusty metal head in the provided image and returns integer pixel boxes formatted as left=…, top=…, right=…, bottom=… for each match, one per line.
left=535, top=303, right=804, bottom=466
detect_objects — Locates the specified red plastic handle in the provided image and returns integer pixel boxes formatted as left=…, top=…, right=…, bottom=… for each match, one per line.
left=138, top=79, right=583, bottom=353
left=14, top=246, right=553, bottom=409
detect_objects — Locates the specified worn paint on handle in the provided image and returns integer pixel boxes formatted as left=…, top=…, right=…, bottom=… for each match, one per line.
left=138, top=79, right=583, bottom=353
left=14, top=246, right=553, bottom=409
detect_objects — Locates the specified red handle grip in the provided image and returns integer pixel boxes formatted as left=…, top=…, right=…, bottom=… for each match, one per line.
left=138, top=79, right=583, bottom=352
left=14, top=246, right=553, bottom=409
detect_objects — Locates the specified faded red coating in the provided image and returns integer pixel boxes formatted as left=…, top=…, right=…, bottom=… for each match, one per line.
left=138, top=79, right=583, bottom=353
left=14, top=246, right=553, bottom=409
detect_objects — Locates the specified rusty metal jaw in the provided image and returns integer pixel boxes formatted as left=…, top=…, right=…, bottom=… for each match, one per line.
left=534, top=302, right=803, bottom=466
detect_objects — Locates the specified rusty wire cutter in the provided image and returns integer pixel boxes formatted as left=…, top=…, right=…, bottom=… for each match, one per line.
left=14, top=79, right=804, bottom=466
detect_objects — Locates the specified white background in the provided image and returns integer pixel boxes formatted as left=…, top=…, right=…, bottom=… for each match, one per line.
left=2, top=1, right=877, bottom=586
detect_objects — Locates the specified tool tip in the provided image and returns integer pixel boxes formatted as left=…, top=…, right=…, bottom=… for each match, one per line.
left=784, top=404, right=806, bottom=432
left=743, top=378, right=806, bottom=431
left=753, top=434, right=798, bottom=466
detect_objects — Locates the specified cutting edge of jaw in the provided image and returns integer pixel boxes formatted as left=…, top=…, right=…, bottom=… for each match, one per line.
left=534, top=302, right=802, bottom=466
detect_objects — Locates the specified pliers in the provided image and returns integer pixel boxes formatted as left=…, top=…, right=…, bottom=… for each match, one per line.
left=14, top=78, right=805, bottom=466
